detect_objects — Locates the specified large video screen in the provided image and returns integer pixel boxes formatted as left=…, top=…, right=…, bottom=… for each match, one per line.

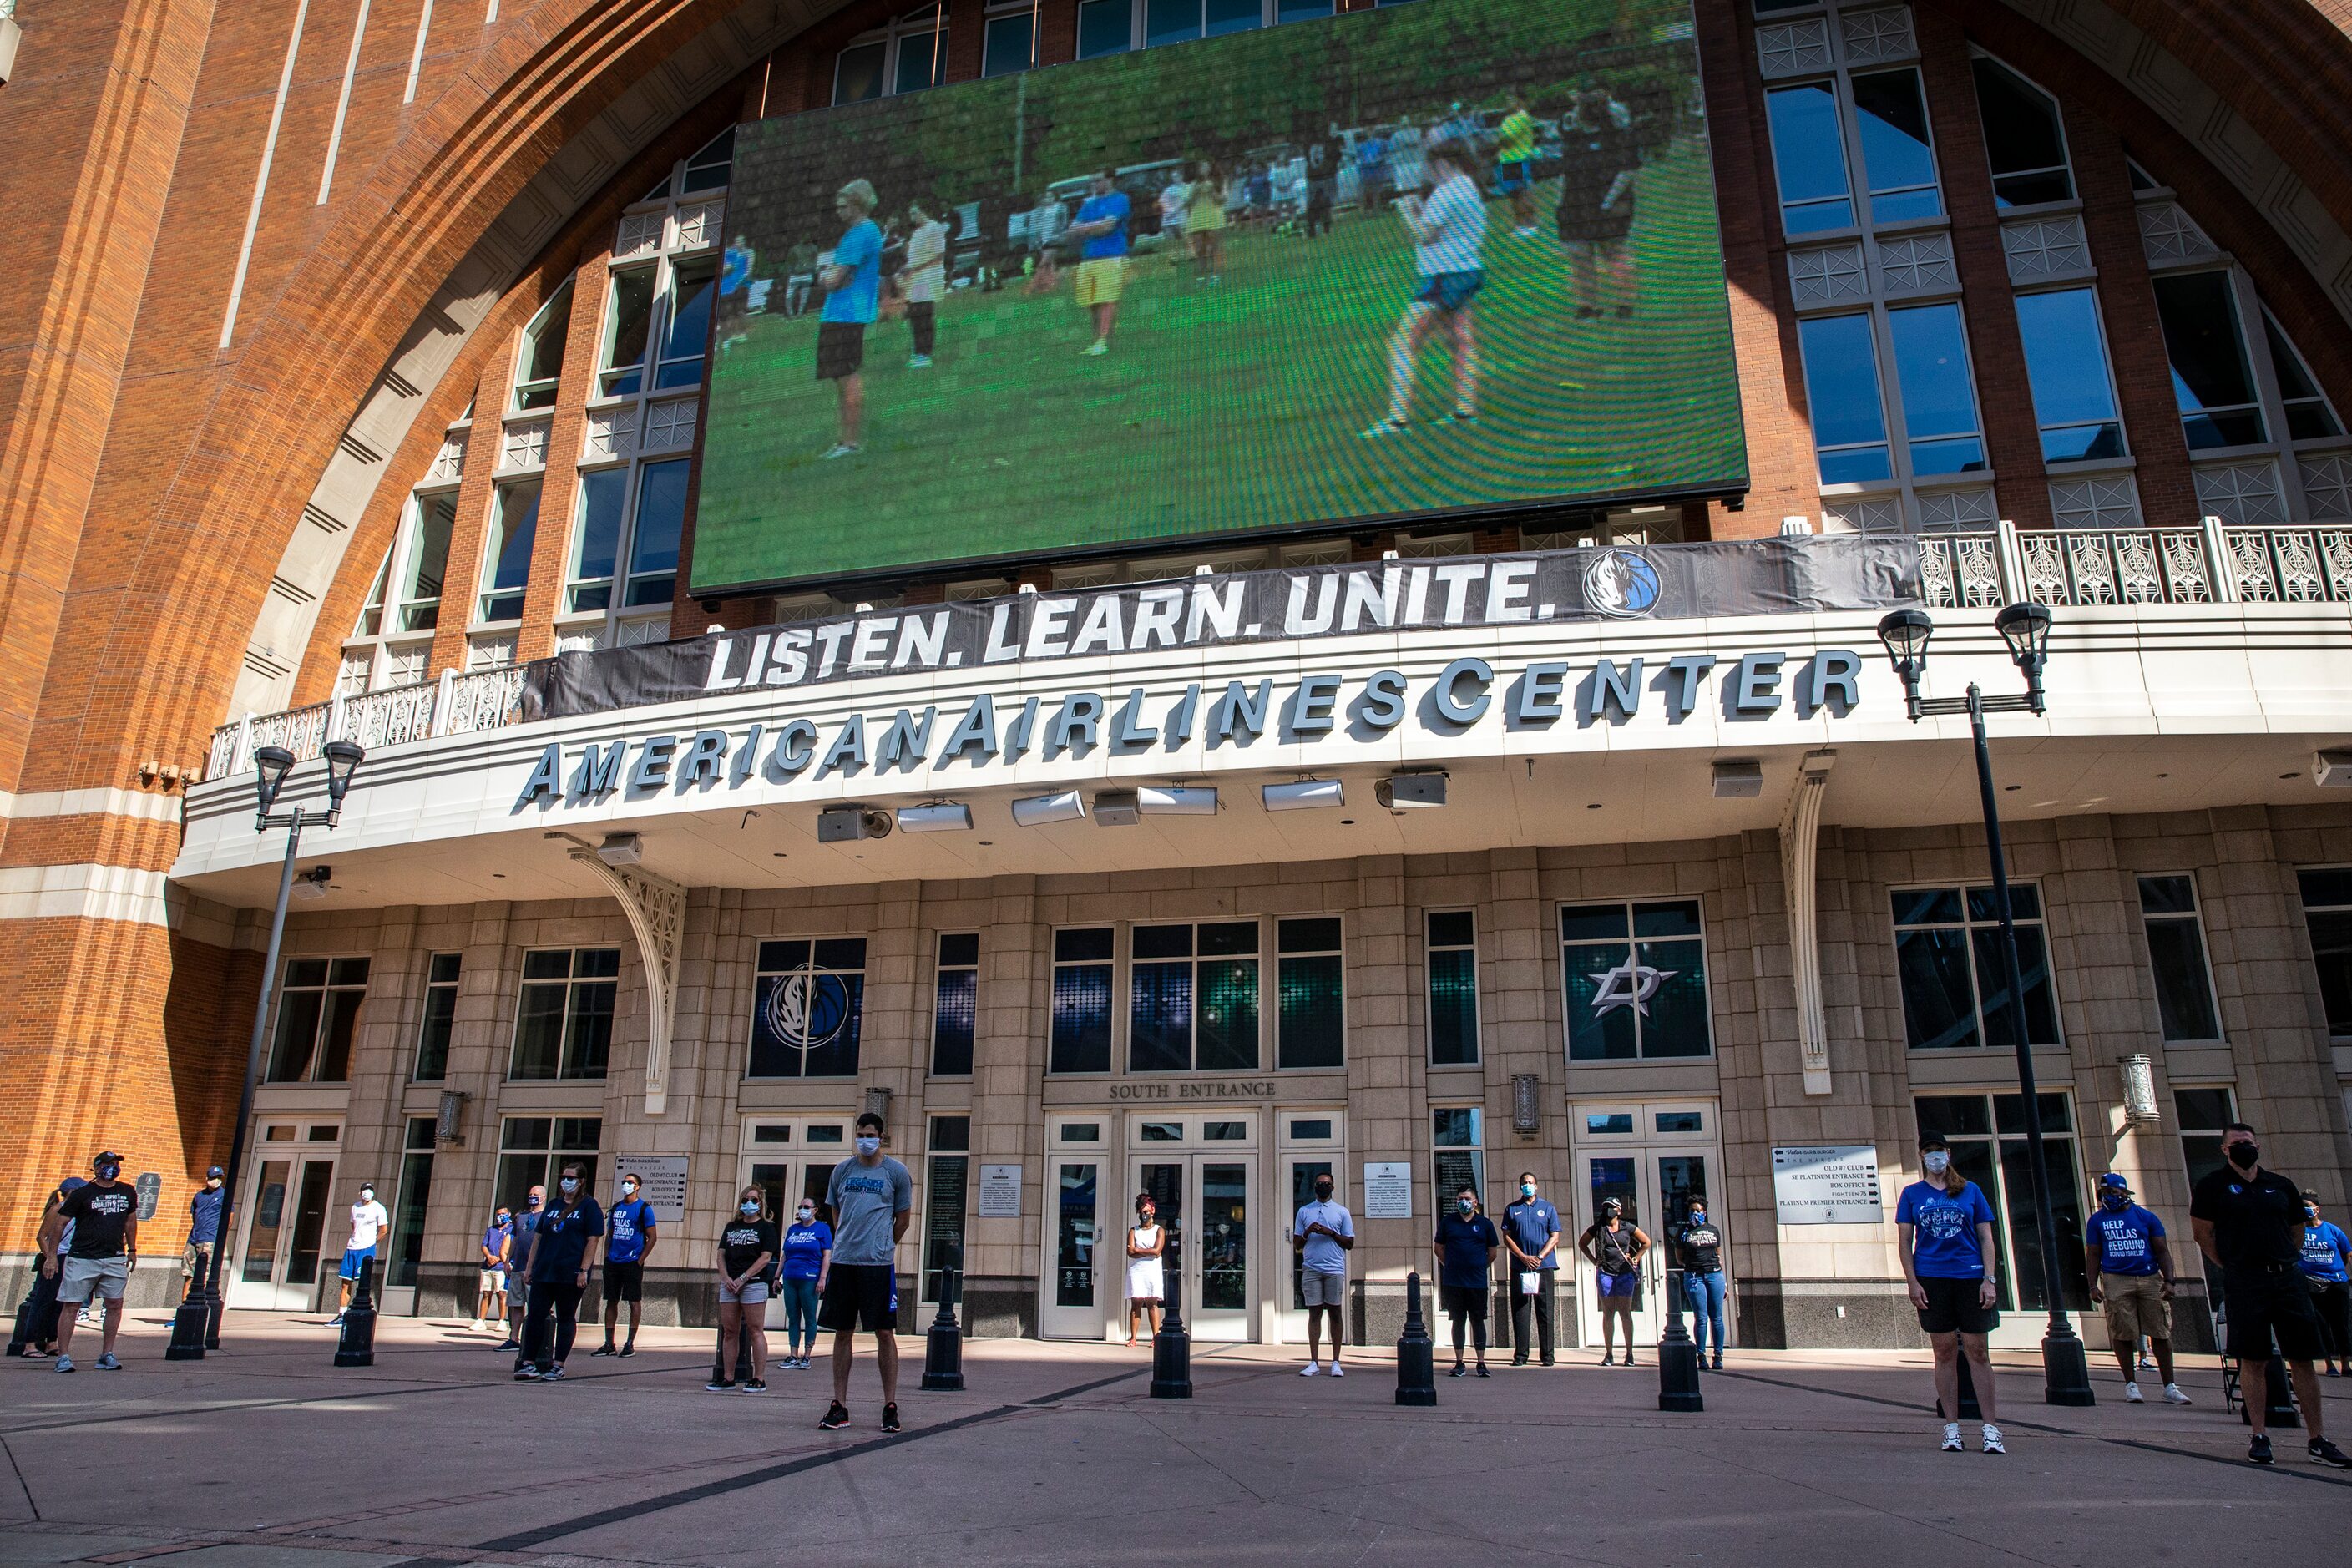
left=692, top=0, right=1744, bottom=593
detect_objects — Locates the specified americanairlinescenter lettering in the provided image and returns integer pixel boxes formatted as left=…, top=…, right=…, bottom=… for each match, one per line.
left=515, top=649, right=1868, bottom=808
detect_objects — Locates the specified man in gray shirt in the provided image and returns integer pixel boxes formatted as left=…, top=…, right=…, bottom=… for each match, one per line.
left=817, top=1110, right=913, bottom=1433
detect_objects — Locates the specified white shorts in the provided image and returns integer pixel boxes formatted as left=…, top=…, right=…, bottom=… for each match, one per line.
left=479, top=1268, right=507, bottom=1292
left=58, top=1255, right=129, bottom=1304
left=719, top=1277, right=771, bottom=1306
left=1301, top=1270, right=1346, bottom=1308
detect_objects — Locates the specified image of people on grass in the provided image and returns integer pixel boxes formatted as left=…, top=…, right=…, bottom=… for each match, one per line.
left=697, top=0, right=1743, bottom=591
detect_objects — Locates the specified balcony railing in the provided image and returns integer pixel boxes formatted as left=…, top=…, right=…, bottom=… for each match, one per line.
left=204, top=518, right=2352, bottom=781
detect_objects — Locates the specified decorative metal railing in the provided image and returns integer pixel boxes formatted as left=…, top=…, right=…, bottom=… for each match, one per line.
left=206, top=665, right=535, bottom=781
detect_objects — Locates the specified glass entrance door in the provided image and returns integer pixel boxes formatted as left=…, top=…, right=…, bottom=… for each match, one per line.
left=1040, top=1159, right=1105, bottom=1338
left=233, top=1153, right=338, bottom=1311
left=1577, top=1153, right=1658, bottom=1348
left=1130, top=1155, right=1253, bottom=1342
left=743, top=1154, right=833, bottom=1330
left=1571, top=1101, right=1725, bottom=1353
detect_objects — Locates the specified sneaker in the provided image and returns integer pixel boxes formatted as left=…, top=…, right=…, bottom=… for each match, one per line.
left=1475, top=1365, right=1490, bottom=1378
left=514, top=1367, right=541, bottom=1382
left=1359, top=418, right=1409, bottom=440
left=1081, top=341, right=1109, bottom=357
left=1940, top=1423, right=1964, bottom=1453
left=591, top=1345, right=616, bottom=1358
left=54, top=1356, right=73, bottom=1374
left=820, top=1401, right=851, bottom=1430
left=2249, top=1434, right=2274, bottom=1464
left=620, top=1343, right=635, bottom=1358
left=1449, top=1364, right=1468, bottom=1378
left=1444, top=409, right=1479, bottom=426
left=820, top=443, right=861, bottom=460
left=2309, top=1438, right=2352, bottom=1469
left=2125, top=1382, right=2143, bottom=1403
left=882, top=1403, right=903, bottom=1434
left=1980, top=1424, right=2006, bottom=1455
left=541, top=1365, right=565, bottom=1381
left=1511, top=1357, right=1529, bottom=1368
left=744, top=1379, right=768, bottom=1394
left=470, top=1319, right=484, bottom=1333
left=1622, top=1353, right=1637, bottom=1368
left=706, top=1378, right=736, bottom=1393
left=1300, top=1362, right=1323, bottom=1377
left=1327, top=1363, right=1344, bottom=1378
left=327, top=1313, right=345, bottom=1327
left=1712, top=1357, right=1724, bottom=1371
left=908, top=355, right=933, bottom=368
left=1512, top=225, right=1540, bottom=238
left=94, top=1353, right=120, bottom=1372
left=1541, top=1358, right=1555, bottom=1368
left=2163, top=1383, right=2192, bottom=1404
left=495, top=1338, right=520, bottom=1351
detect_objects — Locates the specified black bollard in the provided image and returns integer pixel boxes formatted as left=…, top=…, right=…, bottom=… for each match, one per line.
left=1656, top=1276, right=1704, bottom=1414
left=711, top=1313, right=754, bottom=1384
left=2241, top=1354, right=2299, bottom=1429
left=1395, top=1272, right=1436, bottom=1407
left=333, top=1256, right=377, bottom=1368
left=1149, top=1282, right=1192, bottom=1399
left=1937, top=1350, right=1983, bottom=1421
left=921, top=1267, right=965, bottom=1391
left=164, top=1270, right=208, bottom=1361
left=7, top=1270, right=49, bottom=1358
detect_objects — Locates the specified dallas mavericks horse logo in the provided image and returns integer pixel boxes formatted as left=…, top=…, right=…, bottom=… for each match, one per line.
left=763, top=969, right=853, bottom=1070
left=1584, top=548, right=1662, bottom=619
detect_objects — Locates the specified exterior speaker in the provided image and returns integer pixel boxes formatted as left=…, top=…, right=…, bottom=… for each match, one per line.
left=818, top=806, right=892, bottom=842
left=1712, top=760, right=1764, bottom=798
left=1093, top=791, right=1141, bottom=826
left=1376, top=772, right=1447, bottom=809
left=2314, top=750, right=2352, bottom=787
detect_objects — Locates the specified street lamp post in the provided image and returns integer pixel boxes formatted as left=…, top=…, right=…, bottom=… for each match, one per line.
left=166, top=740, right=365, bottom=1359
left=1875, top=603, right=2094, bottom=1408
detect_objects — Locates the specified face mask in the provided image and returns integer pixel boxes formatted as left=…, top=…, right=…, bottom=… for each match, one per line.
left=360, top=1189, right=376, bottom=1203
left=496, top=1213, right=510, bottom=1227
left=797, top=1208, right=814, bottom=1223
left=97, top=1166, right=120, bottom=1181
left=2307, top=1209, right=2320, bottom=1224
left=623, top=1181, right=638, bottom=1196
left=1457, top=1198, right=1474, bottom=1215
left=206, top=1179, right=221, bottom=1189
left=1922, top=1151, right=1950, bottom=1176
left=740, top=1201, right=761, bottom=1217
left=2229, top=1142, right=2260, bottom=1168
left=2102, top=1192, right=2130, bottom=1211
left=1314, top=1186, right=1334, bottom=1201
left=856, top=1136, right=881, bottom=1156
left=559, top=1177, right=579, bottom=1194
left=1689, top=1209, right=1705, bottom=1223
left=528, top=1195, right=544, bottom=1209
left=1520, top=1184, right=1536, bottom=1198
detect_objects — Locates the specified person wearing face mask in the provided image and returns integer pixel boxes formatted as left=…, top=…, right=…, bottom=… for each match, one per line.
left=331, top=1179, right=392, bottom=1325
left=500, top=1186, right=544, bottom=1354
left=1292, top=1172, right=1355, bottom=1378
left=1675, top=1193, right=1727, bottom=1371
left=1501, top=1173, right=1560, bottom=1367
left=184, top=1166, right=225, bottom=1299
left=777, top=1197, right=833, bottom=1370
left=37, top=1154, right=138, bottom=1373
left=1125, top=1193, right=1166, bottom=1348
left=474, top=1206, right=513, bottom=1333
left=1576, top=1196, right=1650, bottom=1367
left=594, top=1173, right=660, bottom=1358
left=710, top=1186, right=778, bottom=1393
left=818, top=1112, right=913, bottom=1432
left=1433, top=1186, right=1500, bottom=1378
left=515, top=1162, right=604, bottom=1383
left=2191, top=1123, right=2349, bottom=1466
left=2081, top=1173, right=2188, bottom=1404
left=1895, top=1132, right=2003, bottom=1454
left=2298, top=1191, right=2351, bottom=1376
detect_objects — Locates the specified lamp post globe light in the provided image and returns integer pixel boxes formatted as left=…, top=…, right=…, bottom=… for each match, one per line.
left=1874, top=603, right=2094, bottom=1408
left=166, top=739, right=366, bottom=1360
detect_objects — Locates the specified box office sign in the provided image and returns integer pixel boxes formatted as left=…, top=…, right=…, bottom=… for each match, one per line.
left=1770, top=1145, right=1884, bottom=1226
left=612, top=1154, right=690, bottom=1224
left=520, top=536, right=1920, bottom=723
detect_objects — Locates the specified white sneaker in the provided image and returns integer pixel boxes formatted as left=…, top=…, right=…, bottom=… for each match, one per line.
left=1980, top=1424, right=2006, bottom=1455
left=2163, top=1383, right=2193, bottom=1404
left=908, top=355, right=933, bottom=368
left=1940, top=1422, right=1963, bottom=1452
left=1299, top=1362, right=1323, bottom=1376
left=469, top=1319, right=484, bottom=1333
left=1327, top=1362, right=1344, bottom=1378
left=2125, top=1382, right=2143, bottom=1402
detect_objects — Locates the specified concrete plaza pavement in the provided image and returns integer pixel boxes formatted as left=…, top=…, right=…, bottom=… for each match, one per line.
left=2, top=1310, right=2348, bottom=1565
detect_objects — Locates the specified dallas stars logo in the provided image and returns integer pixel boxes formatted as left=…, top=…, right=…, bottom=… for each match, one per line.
left=1588, top=960, right=1675, bottom=1017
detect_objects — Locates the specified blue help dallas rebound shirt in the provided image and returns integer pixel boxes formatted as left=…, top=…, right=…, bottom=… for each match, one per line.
left=605, top=1197, right=655, bottom=1264
left=2086, top=1204, right=2165, bottom=1276
left=1895, top=1180, right=1995, bottom=1279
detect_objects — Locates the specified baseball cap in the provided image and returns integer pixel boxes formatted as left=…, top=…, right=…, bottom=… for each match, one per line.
left=206, top=1165, right=225, bottom=1179
left=93, top=1150, right=124, bottom=1170
left=2097, top=1172, right=2131, bottom=1193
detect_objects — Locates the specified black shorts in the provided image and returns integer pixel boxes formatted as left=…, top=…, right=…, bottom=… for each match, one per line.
left=2223, top=1267, right=2325, bottom=1361
left=1916, top=1274, right=1999, bottom=1336
left=817, top=1263, right=898, bottom=1334
left=816, top=320, right=867, bottom=381
left=1439, top=1283, right=1488, bottom=1321
left=604, top=1260, right=644, bottom=1303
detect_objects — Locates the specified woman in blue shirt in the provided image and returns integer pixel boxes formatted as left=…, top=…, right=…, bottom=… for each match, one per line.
left=1894, top=1132, right=2004, bottom=1454
left=776, top=1199, right=833, bottom=1372
left=1432, top=1185, right=1500, bottom=1378
left=2300, top=1191, right=2352, bottom=1376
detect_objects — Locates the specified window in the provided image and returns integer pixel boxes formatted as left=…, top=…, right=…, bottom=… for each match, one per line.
left=1560, top=901, right=1712, bottom=1060
left=2152, top=271, right=2266, bottom=449
left=932, top=933, right=979, bottom=1076
left=1849, top=68, right=1941, bottom=225
left=1050, top=927, right=1114, bottom=1074
left=412, top=953, right=460, bottom=1081
left=2173, top=1085, right=2238, bottom=1196
left=1425, top=910, right=1479, bottom=1066
left=680, top=127, right=733, bottom=195
left=1076, top=0, right=1130, bottom=56
left=478, top=482, right=539, bottom=623
left=2296, top=867, right=2352, bottom=1036
left=1277, top=0, right=1333, bottom=18
left=654, top=260, right=715, bottom=391
left=352, top=551, right=389, bottom=641
left=1889, top=885, right=2060, bottom=1050
left=1797, top=313, right=1891, bottom=482
left=750, top=938, right=867, bottom=1078
left=834, top=40, right=887, bottom=103
left=566, top=468, right=628, bottom=612
left=495, top=1115, right=601, bottom=1215
left=1433, top=1106, right=1484, bottom=1213
left=923, top=1115, right=970, bottom=1300
left=387, top=1118, right=435, bottom=1290
left=508, top=948, right=620, bottom=1080
left=982, top=3, right=1035, bottom=78
left=1146, top=0, right=1261, bottom=46
left=893, top=14, right=948, bottom=93
left=397, top=492, right=457, bottom=631
left=624, top=458, right=687, bottom=607
left=1884, top=302, right=1985, bottom=475
left=1130, top=920, right=1260, bottom=1072
left=513, top=279, right=574, bottom=411
left=266, top=957, right=369, bottom=1082
left=599, top=268, right=655, bottom=397
left=1277, top=917, right=1343, bottom=1070
left=1914, top=1093, right=2088, bottom=1312
left=1766, top=81, right=1854, bottom=235
left=2137, top=875, right=2221, bottom=1043
left=2262, top=308, right=2344, bottom=441
left=1970, top=56, right=2072, bottom=208
left=2014, top=289, right=2126, bottom=462
left=839, top=8, right=950, bottom=102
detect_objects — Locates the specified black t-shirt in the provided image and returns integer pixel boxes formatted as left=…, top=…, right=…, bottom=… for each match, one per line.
left=2189, top=1164, right=2305, bottom=1272
left=1676, top=1217, right=1724, bottom=1274
left=57, top=1181, right=137, bottom=1259
left=721, top=1217, right=779, bottom=1278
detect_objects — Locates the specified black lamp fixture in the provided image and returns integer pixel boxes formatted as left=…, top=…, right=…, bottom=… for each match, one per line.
left=321, top=738, right=365, bottom=817
left=1876, top=602, right=2051, bottom=720
left=251, top=746, right=296, bottom=817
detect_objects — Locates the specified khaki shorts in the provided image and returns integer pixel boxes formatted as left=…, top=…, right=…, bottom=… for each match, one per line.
left=58, top=1255, right=129, bottom=1304
left=1301, top=1270, right=1346, bottom=1308
left=1075, top=257, right=1126, bottom=307
left=2100, top=1271, right=2171, bottom=1341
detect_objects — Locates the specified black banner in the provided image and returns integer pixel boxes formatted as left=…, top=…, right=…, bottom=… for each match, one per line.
left=520, top=535, right=1920, bottom=724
